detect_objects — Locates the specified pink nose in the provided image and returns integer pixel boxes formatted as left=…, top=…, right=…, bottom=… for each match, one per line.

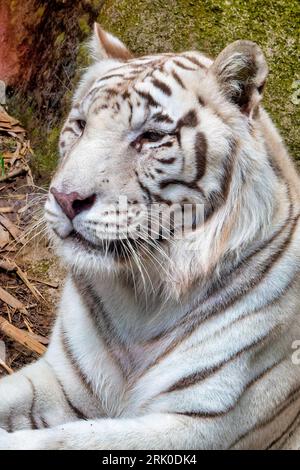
left=50, top=187, right=96, bottom=220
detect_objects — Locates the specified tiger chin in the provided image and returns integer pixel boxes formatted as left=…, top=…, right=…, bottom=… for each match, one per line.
left=0, top=23, right=299, bottom=450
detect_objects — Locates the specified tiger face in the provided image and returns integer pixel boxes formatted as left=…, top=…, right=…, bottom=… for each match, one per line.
left=45, top=24, right=271, bottom=286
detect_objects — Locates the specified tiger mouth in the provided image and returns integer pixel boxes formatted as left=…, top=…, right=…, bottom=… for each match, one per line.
left=68, top=230, right=150, bottom=259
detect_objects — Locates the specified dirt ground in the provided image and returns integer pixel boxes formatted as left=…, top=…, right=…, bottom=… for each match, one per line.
left=0, top=106, right=64, bottom=377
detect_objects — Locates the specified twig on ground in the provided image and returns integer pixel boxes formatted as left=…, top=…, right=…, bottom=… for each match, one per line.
left=27, top=276, right=59, bottom=289
left=0, top=316, right=46, bottom=355
left=0, top=214, right=23, bottom=244
left=0, top=285, right=28, bottom=314
left=0, top=207, right=14, bottom=213
left=0, top=167, right=27, bottom=183
left=0, top=258, right=44, bottom=301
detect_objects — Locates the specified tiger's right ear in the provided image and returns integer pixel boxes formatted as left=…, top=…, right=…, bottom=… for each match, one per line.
left=210, top=40, right=268, bottom=116
left=90, top=23, right=133, bottom=61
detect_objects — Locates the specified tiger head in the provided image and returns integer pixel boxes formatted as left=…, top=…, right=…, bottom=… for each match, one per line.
left=45, top=24, right=276, bottom=296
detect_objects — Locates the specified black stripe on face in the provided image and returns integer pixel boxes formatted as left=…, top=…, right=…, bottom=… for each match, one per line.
left=97, top=73, right=124, bottom=82
left=104, top=88, right=119, bottom=98
left=194, top=132, right=207, bottom=180
left=182, top=54, right=206, bottom=69
left=152, top=112, right=174, bottom=124
left=171, top=70, right=186, bottom=89
left=135, top=170, right=153, bottom=203
left=152, top=78, right=172, bottom=96
left=157, top=157, right=176, bottom=164
left=135, top=89, right=160, bottom=108
left=177, top=109, right=198, bottom=130
left=220, top=139, right=237, bottom=201
left=173, top=60, right=198, bottom=71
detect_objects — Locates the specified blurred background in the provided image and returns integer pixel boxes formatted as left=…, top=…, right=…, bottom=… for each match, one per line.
left=0, top=0, right=299, bottom=375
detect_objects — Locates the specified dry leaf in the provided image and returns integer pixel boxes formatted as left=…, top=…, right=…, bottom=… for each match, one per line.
left=0, top=226, right=9, bottom=248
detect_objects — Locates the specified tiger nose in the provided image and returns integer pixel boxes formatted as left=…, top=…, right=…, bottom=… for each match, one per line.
left=50, top=187, right=96, bottom=221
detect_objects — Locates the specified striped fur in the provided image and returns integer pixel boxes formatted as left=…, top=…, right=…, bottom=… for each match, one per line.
left=0, top=25, right=299, bottom=450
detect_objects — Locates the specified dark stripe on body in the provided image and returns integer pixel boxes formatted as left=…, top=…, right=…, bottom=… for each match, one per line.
left=165, top=330, right=275, bottom=395
left=72, top=275, right=135, bottom=379
left=267, top=400, right=300, bottom=449
left=173, top=359, right=283, bottom=418
left=231, top=385, right=300, bottom=448
left=56, top=375, right=88, bottom=420
left=60, top=324, right=96, bottom=399
left=141, top=202, right=298, bottom=375
left=26, top=377, right=39, bottom=430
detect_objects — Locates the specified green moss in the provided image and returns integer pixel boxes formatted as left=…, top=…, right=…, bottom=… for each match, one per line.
left=54, top=32, right=65, bottom=46
left=31, top=127, right=60, bottom=179
left=78, top=14, right=91, bottom=35
left=36, top=6, right=46, bottom=19
left=76, top=42, right=92, bottom=69
left=28, top=259, right=52, bottom=277
left=98, top=0, right=299, bottom=159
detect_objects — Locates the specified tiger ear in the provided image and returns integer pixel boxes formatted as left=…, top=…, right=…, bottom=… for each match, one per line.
left=90, top=23, right=133, bottom=61
left=210, top=40, right=268, bottom=116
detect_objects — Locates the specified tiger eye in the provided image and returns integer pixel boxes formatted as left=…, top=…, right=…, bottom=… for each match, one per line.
left=76, top=119, right=86, bottom=131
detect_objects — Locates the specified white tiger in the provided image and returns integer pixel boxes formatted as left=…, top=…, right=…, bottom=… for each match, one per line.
left=0, top=23, right=300, bottom=450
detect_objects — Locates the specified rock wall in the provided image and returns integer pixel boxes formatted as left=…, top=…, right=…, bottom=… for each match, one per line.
left=0, top=0, right=299, bottom=180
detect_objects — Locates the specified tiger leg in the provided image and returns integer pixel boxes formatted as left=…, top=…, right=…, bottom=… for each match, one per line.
left=0, top=358, right=80, bottom=432
left=0, top=413, right=213, bottom=450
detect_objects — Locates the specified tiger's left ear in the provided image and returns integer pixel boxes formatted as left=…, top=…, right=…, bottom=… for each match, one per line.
left=90, top=23, right=133, bottom=61
left=210, top=40, right=268, bottom=116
